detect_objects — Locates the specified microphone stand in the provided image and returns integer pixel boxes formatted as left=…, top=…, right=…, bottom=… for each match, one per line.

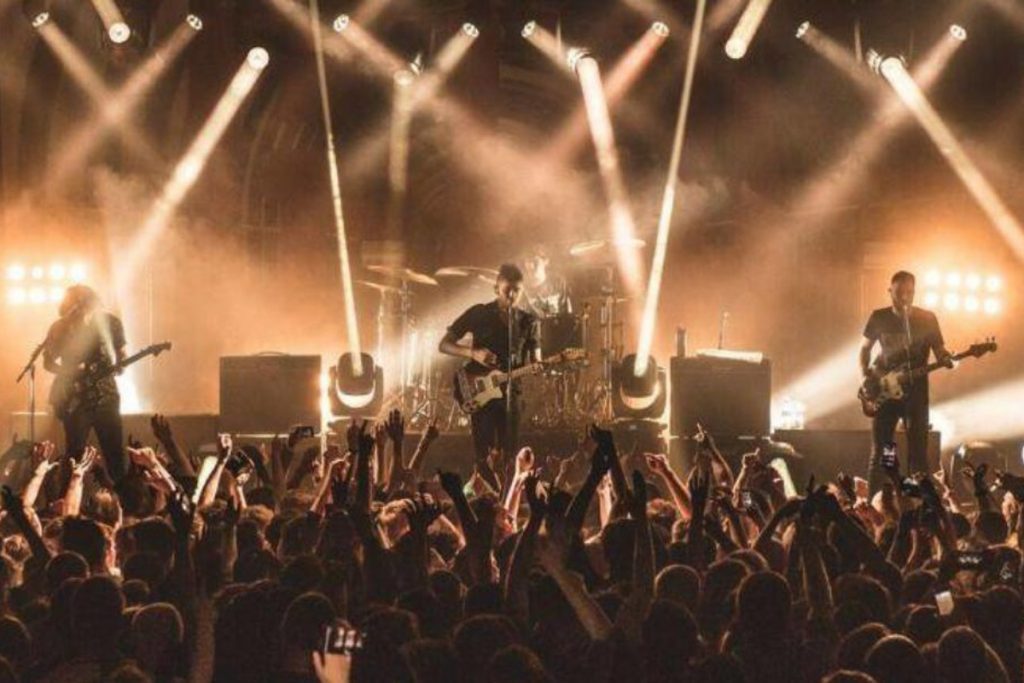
left=901, top=304, right=914, bottom=389
left=16, top=339, right=47, bottom=444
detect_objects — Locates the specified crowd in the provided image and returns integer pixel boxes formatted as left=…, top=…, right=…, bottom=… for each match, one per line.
left=1, top=409, right=1023, bottom=683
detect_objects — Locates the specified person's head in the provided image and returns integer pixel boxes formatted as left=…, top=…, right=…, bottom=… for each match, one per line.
left=131, top=602, right=184, bottom=675
left=61, top=517, right=110, bottom=573
left=973, top=510, right=1009, bottom=545
left=655, top=564, right=701, bottom=614
left=487, top=644, right=554, bottom=683
left=835, top=574, right=892, bottom=626
left=734, top=571, right=791, bottom=640
left=71, top=576, right=125, bottom=650
left=494, top=264, right=524, bottom=310
left=904, top=605, right=943, bottom=646
left=937, top=626, right=1003, bottom=683
left=523, top=248, right=549, bottom=288
left=363, top=607, right=420, bottom=651
left=823, top=672, right=878, bottom=683
left=59, top=284, right=101, bottom=319
left=452, top=614, right=519, bottom=675
left=0, top=616, right=30, bottom=673
left=643, top=599, right=699, bottom=675
left=280, top=592, right=335, bottom=657
left=44, top=552, right=89, bottom=595
left=401, top=639, right=460, bottom=683
left=889, top=271, right=916, bottom=310
left=864, top=634, right=926, bottom=683
left=396, top=588, right=448, bottom=640
left=837, top=623, right=891, bottom=671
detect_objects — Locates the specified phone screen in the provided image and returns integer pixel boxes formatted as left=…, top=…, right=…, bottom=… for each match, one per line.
left=741, top=490, right=753, bottom=510
left=957, top=551, right=987, bottom=570
left=881, top=443, right=897, bottom=469
left=935, top=590, right=954, bottom=616
left=323, top=623, right=364, bottom=655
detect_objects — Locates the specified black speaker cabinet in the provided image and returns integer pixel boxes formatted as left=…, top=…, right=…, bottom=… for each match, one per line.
left=670, top=356, right=771, bottom=438
left=220, top=355, right=321, bottom=434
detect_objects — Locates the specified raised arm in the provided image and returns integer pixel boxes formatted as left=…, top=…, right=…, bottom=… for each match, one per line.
left=21, top=441, right=58, bottom=509
left=645, top=452, right=692, bottom=521
left=64, top=447, right=98, bottom=517
left=151, top=414, right=195, bottom=479
left=407, top=418, right=440, bottom=475
left=616, top=470, right=654, bottom=646
left=504, top=475, right=543, bottom=628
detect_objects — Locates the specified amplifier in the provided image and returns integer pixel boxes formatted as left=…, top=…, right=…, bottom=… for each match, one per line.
left=220, top=355, right=321, bottom=434
left=670, top=356, right=771, bottom=438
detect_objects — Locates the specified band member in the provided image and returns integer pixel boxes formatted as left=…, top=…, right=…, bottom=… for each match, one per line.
left=522, top=246, right=571, bottom=318
left=860, top=271, right=952, bottom=493
left=439, top=264, right=540, bottom=489
left=43, top=285, right=128, bottom=487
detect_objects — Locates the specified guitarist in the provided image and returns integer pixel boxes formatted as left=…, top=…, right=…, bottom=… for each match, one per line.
left=859, top=271, right=953, bottom=493
left=43, top=285, right=128, bottom=488
left=439, top=263, right=539, bottom=490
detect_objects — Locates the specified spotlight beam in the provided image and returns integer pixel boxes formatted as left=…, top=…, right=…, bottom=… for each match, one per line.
left=117, top=49, right=269, bottom=295
left=35, top=22, right=163, bottom=171
left=89, top=0, right=126, bottom=33
left=47, top=22, right=199, bottom=190
left=575, top=55, right=645, bottom=298
left=879, top=57, right=1024, bottom=262
left=635, top=0, right=707, bottom=377
left=932, top=376, right=1024, bottom=446
left=522, top=22, right=569, bottom=73
left=311, top=0, right=363, bottom=374
left=796, top=23, right=879, bottom=93
left=725, top=0, right=774, bottom=59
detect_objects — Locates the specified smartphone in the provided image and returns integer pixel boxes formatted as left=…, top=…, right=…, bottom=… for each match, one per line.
left=226, top=449, right=254, bottom=479
left=295, top=425, right=316, bottom=440
left=935, top=590, right=954, bottom=616
left=323, top=622, right=364, bottom=656
left=900, top=477, right=922, bottom=498
left=956, top=551, right=989, bottom=570
left=740, top=489, right=754, bottom=511
left=881, top=443, right=898, bottom=470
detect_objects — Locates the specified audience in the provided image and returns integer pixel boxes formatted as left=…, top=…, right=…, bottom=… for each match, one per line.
left=0, top=410, right=1022, bottom=683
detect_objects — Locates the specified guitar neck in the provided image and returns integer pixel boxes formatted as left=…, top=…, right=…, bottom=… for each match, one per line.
left=95, top=348, right=160, bottom=380
left=909, top=350, right=973, bottom=379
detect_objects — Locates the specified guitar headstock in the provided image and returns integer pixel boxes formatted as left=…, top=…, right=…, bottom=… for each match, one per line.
left=965, top=337, right=997, bottom=358
left=148, top=342, right=173, bottom=356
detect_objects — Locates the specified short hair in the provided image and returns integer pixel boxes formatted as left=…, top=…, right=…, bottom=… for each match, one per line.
left=497, top=263, right=523, bottom=284
left=891, top=271, right=915, bottom=285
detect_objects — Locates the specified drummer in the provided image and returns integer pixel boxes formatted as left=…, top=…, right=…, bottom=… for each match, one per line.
left=522, top=246, right=572, bottom=318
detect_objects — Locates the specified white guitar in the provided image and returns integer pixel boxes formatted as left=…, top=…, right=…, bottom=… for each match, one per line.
left=452, top=348, right=587, bottom=414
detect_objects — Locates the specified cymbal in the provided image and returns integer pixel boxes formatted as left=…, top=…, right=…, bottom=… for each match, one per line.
left=569, top=237, right=647, bottom=257
left=367, top=265, right=439, bottom=286
left=357, top=279, right=402, bottom=295
left=434, top=266, right=498, bottom=283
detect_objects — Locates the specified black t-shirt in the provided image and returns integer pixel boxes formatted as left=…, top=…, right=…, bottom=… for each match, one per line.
left=447, top=301, right=539, bottom=373
left=45, top=311, right=126, bottom=406
left=863, top=306, right=944, bottom=371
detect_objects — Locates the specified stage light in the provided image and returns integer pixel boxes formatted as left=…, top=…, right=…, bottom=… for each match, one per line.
left=461, top=22, right=479, bottom=38
left=924, top=291, right=941, bottom=307
left=30, top=266, right=44, bottom=280
left=773, top=338, right=864, bottom=423
left=934, top=376, right=1024, bottom=446
left=965, top=273, right=981, bottom=290
left=108, top=21, right=130, bottom=44
left=329, top=353, right=383, bottom=415
left=774, top=396, right=807, bottom=430
left=964, top=295, right=980, bottom=312
left=567, top=47, right=592, bottom=73
left=986, top=275, right=1002, bottom=292
left=69, top=263, right=87, bottom=281
left=48, top=287, right=63, bottom=302
left=612, top=354, right=667, bottom=419
left=945, top=271, right=962, bottom=288
left=950, top=24, right=967, bottom=41
left=186, top=14, right=203, bottom=31
left=925, top=270, right=942, bottom=286
left=724, top=0, right=774, bottom=59
left=48, top=263, right=65, bottom=280
left=29, top=287, right=46, bottom=304
left=984, top=298, right=1001, bottom=315
left=247, top=47, right=270, bottom=70
left=6, top=264, right=25, bottom=281
left=333, top=13, right=350, bottom=33
left=32, top=12, right=49, bottom=28
left=393, top=68, right=416, bottom=86
left=944, top=293, right=960, bottom=311
left=7, top=288, right=27, bottom=305
left=651, top=21, right=670, bottom=37
left=795, top=20, right=809, bottom=39
left=521, top=20, right=536, bottom=38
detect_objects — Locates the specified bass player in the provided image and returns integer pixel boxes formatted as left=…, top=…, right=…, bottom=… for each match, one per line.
left=859, top=270, right=953, bottom=494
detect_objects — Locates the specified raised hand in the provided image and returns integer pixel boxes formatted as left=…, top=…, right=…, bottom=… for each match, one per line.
left=31, top=441, right=59, bottom=475
left=405, top=492, right=442, bottom=533
left=437, top=469, right=464, bottom=499
left=688, top=467, right=711, bottom=518
left=71, top=446, right=98, bottom=478
left=151, top=413, right=174, bottom=444
left=644, top=452, right=671, bottom=476
left=996, top=470, right=1024, bottom=502
left=515, top=447, right=535, bottom=477
left=373, top=421, right=387, bottom=449
left=589, top=423, right=616, bottom=456
left=836, top=472, right=857, bottom=504
left=386, top=409, right=405, bottom=444
left=424, top=417, right=440, bottom=443
left=217, top=433, right=233, bottom=460
left=524, top=474, right=547, bottom=519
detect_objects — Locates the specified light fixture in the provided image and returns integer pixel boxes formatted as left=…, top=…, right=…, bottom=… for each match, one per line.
left=6, top=264, right=25, bottom=281
left=795, top=21, right=810, bottom=39
left=461, top=22, right=479, bottom=38
left=246, top=47, right=270, bottom=70
left=186, top=14, right=203, bottom=31
left=329, top=352, right=383, bottom=416
left=612, top=353, right=667, bottom=419
left=48, top=263, right=65, bottom=280
left=333, top=14, right=350, bottom=33
left=949, top=24, right=967, bottom=41
left=651, top=21, right=670, bottom=38
left=521, top=20, right=536, bottom=38
left=108, top=21, right=131, bottom=44
left=566, top=47, right=592, bottom=73
left=31, top=11, right=49, bottom=28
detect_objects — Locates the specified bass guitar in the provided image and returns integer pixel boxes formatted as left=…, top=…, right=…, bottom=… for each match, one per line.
left=50, top=342, right=172, bottom=418
left=858, top=339, right=996, bottom=417
left=454, top=348, right=587, bottom=414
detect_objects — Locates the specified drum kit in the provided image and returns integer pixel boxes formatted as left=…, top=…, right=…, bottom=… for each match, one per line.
left=357, top=237, right=645, bottom=431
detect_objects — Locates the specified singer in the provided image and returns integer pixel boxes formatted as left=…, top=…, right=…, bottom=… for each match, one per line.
left=859, top=271, right=953, bottom=493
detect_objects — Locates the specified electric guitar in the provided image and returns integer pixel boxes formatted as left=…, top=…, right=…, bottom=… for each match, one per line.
left=857, top=339, right=996, bottom=417
left=49, top=342, right=172, bottom=418
left=453, top=348, right=587, bottom=414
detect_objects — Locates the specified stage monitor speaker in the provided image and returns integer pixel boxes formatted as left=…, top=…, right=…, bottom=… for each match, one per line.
left=220, top=355, right=321, bottom=434
left=670, top=356, right=771, bottom=438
